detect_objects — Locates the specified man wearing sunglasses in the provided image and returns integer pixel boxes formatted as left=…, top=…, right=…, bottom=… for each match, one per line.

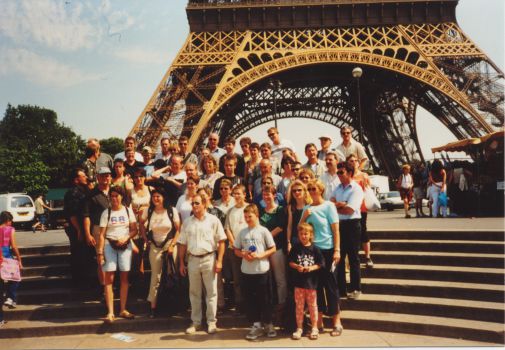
left=331, top=162, right=364, bottom=300
left=335, top=127, right=368, bottom=170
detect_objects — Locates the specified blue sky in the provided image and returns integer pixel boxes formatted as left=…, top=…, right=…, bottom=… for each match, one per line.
left=0, top=0, right=503, bottom=160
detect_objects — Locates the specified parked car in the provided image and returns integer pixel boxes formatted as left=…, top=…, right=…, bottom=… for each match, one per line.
left=0, top=193, right=35, bottom=228
left=378, top=191, right=404, bottom=211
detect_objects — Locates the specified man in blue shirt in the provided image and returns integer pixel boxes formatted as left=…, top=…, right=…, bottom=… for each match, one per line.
left=331, top=162, right=364, bottom=299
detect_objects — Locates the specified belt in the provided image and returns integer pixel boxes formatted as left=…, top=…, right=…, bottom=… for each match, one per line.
left=189, top=251, right=215, bottom=258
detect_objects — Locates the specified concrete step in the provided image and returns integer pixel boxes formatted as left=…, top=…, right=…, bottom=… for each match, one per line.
left=368, top=230, right=505, bottom=242
left=21, top=253, right=70, bottom=267
left=362, top=251, right=505, bottom=268
left=361, top=278, right=505, bottom=303
left=21, top=264, right=70, bottom=278
left=1, top=308, right=503, bottom=344
left=360, top=264, right=505, bottom=284
left=19, top=245, right=69, bottom=256
left=343, top=310, right=504, bottom=344
left=341, top=293, right=504, bottom=323
left=372, top=240, right=505, bottom=254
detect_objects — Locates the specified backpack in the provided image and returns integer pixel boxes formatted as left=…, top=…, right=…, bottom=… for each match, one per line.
left=145, top=207, right=176, bottom=248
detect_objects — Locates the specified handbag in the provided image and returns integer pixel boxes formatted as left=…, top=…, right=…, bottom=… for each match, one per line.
left=364, top=187, right=381, bottom=211
left=0, top=227, right=21, bottom=282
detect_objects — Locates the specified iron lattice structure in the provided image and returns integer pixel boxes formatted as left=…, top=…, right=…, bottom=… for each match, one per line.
left=129, top=0, right=504, bottom=177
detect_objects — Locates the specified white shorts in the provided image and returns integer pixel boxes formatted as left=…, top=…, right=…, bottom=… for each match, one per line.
left=102, top=241, right=132, bottom=272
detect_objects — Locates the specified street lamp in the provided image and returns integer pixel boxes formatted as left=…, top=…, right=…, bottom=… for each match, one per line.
left=269, top=78, right=282, bottom=130
left=352, top=67, right=364, bottom=143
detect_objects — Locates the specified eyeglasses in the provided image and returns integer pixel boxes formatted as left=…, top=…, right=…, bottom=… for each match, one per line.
left=292, top=189, right=303, bottom=193
left=337, top=171, right=345, bottom=175
left=191, top=202, right=201, bottom=206
left=307, top=187, right=318, bottom=192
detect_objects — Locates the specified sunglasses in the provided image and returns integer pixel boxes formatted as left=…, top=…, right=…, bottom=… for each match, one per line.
left=307, top=187, right=318, bottom=192
left=191, top=202, right=201, bottom=206
left=341, top=132, right=351, bottom=135
left=337, top=171, right=345, bottom=175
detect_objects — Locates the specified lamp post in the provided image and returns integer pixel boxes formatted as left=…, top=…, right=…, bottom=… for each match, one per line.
left=269, top=78, right=282, bottom=130
left=352, top=67, right=364, bottom=143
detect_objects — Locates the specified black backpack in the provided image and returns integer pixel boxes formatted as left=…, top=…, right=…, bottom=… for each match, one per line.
left=145, top=207, right=176, bottom=248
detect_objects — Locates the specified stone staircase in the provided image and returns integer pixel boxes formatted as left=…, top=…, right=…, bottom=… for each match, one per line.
left=1, top=229, right=504, bottom=344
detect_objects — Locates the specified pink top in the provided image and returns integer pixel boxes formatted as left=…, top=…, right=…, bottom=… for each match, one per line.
left=0, top=226, right=14, bottom=248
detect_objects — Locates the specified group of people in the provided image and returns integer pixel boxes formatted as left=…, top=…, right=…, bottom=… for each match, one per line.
left=397, top=159, right=451, bottom=219
left=61, top=125, right=375, bottom=340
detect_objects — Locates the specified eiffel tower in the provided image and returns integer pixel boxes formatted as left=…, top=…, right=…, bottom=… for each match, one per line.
left=129, top=0, right=503, bottom=177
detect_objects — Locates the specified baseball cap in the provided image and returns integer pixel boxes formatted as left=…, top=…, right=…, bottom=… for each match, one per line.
left=319, top=134, right=332, bottom=140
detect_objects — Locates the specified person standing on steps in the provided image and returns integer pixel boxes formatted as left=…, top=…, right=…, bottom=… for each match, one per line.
left=178, top=194, right=226, bottom=335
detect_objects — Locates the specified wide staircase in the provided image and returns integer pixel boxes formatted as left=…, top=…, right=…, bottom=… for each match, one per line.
left=1, top=229, right=504, bottom=344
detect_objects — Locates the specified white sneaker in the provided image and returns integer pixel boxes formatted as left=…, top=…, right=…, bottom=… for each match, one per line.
left=4, top=298, right=13, bottom=307
left=185, top=324, right=201, bottom=334
left=245, top=324, right=264, bottom=340
left=264, top=323, right=277, bottom=338
left=292, top=328, right=303, bottom=340
left=207, top=323, right=217, bottom=334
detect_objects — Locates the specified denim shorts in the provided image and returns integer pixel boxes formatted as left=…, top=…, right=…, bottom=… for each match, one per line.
left=103, top=241, right=132, bottom=272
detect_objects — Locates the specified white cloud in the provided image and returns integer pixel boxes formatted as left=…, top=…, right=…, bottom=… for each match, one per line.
left=112, top=47, right=168, bottom=65
left=0, top=0, right=135, bottom=52
left=0, top=48, right=101, bottom=88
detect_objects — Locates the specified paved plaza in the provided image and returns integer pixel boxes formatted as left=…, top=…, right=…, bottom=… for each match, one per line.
left=15, top=210, right=505, bottom=248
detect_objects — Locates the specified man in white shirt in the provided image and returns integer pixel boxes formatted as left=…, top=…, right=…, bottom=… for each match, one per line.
left=302, top=143, right=326, bottom=179
left=335, top=127, right=368, bottom=170
left=207, top=133, right=226, bottom=164
left=320, top=151, right=341, bottom=200
left=331, top=161, right=364, bottom=300
left=267, top=127, right=297, bottom=163
left=114, top=136, right=143, bottom=162
left=178, top=195, right=226, bottom=335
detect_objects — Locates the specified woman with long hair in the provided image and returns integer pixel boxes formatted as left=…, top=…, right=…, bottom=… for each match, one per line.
left=139, top=187, right=180, bottom=318
left=347, top=154, right=373, bottom=268
left=300, top=179, right=343, bottom=336
left=97, top=186, right=137, bottom=324
left=428, top=159, right=447, bottom=218
left=286, top=179, right=312, bottom=253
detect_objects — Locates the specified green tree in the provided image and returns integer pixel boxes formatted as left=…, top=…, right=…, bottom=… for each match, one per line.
left=0, top=146, right=50, bottom=195
left=0, top=104, right=85, bottom=189
left=99, top=137, right=124, bottom=157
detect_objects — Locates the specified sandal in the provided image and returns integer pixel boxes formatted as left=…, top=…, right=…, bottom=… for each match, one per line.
left=309, top=328, right=319, bottom=340
left=103, top=314, right=115, bottom=324
left=330, top=324, right=343, bottom=337
left=119, top=310, right=135, bottom=319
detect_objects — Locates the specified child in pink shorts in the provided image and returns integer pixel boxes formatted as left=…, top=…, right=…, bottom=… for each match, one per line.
left=288, top=222, right=324, bottom=340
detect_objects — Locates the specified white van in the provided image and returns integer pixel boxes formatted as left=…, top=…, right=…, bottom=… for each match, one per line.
left=0, top=193, right=36, bottom=226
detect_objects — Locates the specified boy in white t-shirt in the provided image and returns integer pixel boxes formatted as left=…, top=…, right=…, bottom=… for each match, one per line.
left=234, top=204, right=276, bottom=340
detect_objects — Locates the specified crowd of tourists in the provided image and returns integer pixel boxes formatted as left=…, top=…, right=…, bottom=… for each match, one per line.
left=0, top=125, right=451, bottom=338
